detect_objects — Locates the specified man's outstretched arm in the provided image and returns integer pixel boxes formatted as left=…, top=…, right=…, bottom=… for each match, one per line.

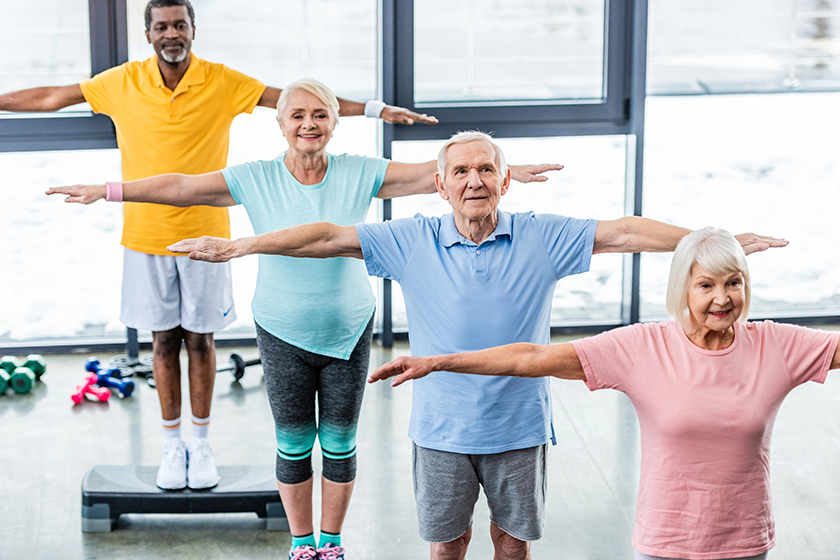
left=593, top=216, right=788, bottom=256
left=168, top=222, right=363, bottom=262
left=257, top=86, right=438, bottom=125
left=0, top=84, right=86, bottom=112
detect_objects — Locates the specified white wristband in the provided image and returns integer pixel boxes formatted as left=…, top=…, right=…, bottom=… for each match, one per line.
left=364, top=99, right=386, bottom=119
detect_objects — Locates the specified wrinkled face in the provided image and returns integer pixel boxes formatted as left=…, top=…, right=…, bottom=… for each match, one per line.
left=146, top=6, right=194, bottom=65
left=686, top=264, right=745, bottom=333
left=435, top=140, right=510, bottom=222
left=278, top=89, right=337, bottom=155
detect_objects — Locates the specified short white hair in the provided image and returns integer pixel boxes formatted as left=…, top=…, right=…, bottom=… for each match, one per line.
left=276, top=78, right=340, bottom=123
left=666, top=227, right=751, bottom=329
left=437, top=131, right=508, bottom=179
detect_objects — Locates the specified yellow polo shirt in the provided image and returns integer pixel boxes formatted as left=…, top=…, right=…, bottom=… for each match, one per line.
left=80, top=54, right=265, bottom=255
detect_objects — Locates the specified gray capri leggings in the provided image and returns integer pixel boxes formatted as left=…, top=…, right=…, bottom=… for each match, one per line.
left=255, top=317, right=373, bottom=484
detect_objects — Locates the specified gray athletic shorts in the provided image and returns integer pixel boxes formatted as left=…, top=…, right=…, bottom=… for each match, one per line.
left=635, top=551, right=768, bottom=560
left=412, top=442, right=547, bottom=543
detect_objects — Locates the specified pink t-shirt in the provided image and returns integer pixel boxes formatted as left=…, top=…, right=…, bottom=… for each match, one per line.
left=572, top=320, right=838, bottom=560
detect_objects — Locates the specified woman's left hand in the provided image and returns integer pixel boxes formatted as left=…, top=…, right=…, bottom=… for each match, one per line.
left=510, top=164, right=564, bottom=183
left=381, top=105, right=439, bottom=125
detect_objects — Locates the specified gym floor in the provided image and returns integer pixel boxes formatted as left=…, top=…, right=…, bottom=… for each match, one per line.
left=2, top=334, right=840, bottom=560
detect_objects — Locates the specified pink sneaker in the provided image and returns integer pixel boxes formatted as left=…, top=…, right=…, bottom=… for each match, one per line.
left=317, top=543, right=346, bottom=560
left=289, top=544, right=318, bottom=560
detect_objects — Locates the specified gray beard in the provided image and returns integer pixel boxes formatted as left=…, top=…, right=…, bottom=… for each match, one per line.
left=160, top=47, right=188, bottom=64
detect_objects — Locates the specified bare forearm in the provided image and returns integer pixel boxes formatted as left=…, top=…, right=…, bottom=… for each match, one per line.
left=429, top=344, right=546, bottom=377
left=122, top=174, right=215, bottom=207
left=0, top=85, right=84, bottom=112
left=337, top=97, right=365, bottom=116
left=370, top=342, right=585, bottom=386
left=594, top=216, right=691, bottom=254
left=234, top=222, right=362, bottom=259
left=434, top=343, right=583, bottom=379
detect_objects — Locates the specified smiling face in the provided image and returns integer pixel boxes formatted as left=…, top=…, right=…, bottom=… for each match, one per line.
left=277, top=88, right=337, bottom=156
left=146, top=5, right=194, bottom=65
left=686, top=264, right=746, bottom=335
left=435, top=140, right=510, bottom=223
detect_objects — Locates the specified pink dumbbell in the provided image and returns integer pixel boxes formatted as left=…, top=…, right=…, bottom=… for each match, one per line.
left=71, top=372, right=111, bottom=404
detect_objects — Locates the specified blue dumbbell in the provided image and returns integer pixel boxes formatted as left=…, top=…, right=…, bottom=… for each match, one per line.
left=96, top=370, right=135, bottom=398
left=85, top=358, right=135, bottom=397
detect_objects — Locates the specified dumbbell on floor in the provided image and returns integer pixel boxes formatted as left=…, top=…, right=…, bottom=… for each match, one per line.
left=85, top=358, right=135, bottom=398
left=1, top=355, right=46, bottom=395
left=216, top=353, right=261, bottom=380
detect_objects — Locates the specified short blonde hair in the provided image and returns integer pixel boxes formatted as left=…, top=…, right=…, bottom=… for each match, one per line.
left=276, top=78, right=340, bottom=123
left=666, top=227, right=751, bottom=329
left=437, top=131, right=508, bottom=179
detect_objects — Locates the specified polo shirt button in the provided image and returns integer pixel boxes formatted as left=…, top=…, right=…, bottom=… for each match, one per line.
left=476, top=250, right=481, bottom=254
left=171, top=98, right=175, bottom=102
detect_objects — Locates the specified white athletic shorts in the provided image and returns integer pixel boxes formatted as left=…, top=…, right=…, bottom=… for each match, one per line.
left=120, top=247, right=237, bottom=334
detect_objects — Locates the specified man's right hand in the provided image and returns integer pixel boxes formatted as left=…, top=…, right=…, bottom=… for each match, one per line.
left=168, top=236, right=240, bottom=262
left=46, top=185, right=106, bottom=205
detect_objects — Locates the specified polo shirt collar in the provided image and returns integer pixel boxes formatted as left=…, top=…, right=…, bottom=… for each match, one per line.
left=148, top=52, right=206, bottom=93
left=439, top=209, right=512, bottom=247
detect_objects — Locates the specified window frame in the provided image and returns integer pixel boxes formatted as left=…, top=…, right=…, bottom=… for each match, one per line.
left=0, top=0, right=126, bottom=152
left=378, top=0, right=648, bottom=345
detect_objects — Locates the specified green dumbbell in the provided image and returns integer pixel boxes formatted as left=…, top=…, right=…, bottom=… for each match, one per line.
left=0, top=369, right=9, bottom=394
left=1, top=356, right=20, bottom=375
left=9, top=367, right=35, bottom=395
left=22, top=354, right=46, bottom=380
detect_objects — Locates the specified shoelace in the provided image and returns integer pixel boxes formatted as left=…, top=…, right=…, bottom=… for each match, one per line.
left=317, top=544, right=345, bottom=560
left=161, top=442, right=185, bottom=467
left=289, top=545, right=318, bottom=560
left=189, top=440, right=213, bottom=467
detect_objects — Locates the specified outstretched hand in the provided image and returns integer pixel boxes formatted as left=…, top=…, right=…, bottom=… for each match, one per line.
left=381, top=105, right=439, bottom=125
left=735, top=233, right=789, bottom=255
left=45, top=184, right=105, bottom=205
left=168, top=236, right=238, bottom=262
left=510, top=164, right=564, bottom=183
left=368, top=356, right=435, bottom=387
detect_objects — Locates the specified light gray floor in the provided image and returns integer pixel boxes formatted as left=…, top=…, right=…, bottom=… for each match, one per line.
left=1, top=336, right=840, bottom=559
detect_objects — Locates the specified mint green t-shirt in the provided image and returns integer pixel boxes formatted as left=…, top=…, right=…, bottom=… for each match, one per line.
left=223, top=153, right=389, bottom=359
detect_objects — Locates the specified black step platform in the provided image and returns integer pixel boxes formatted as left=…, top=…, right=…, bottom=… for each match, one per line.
left=81, top=465, right=288, bottom=532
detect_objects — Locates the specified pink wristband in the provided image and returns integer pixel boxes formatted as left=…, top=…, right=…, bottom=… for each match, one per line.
left=105, top=181, right=123, bottom=202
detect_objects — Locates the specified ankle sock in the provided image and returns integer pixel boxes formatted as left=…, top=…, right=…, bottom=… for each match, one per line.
left=191, top=414, right=210, bottom=439
left=291, top=533, right=316, bottom=549
left=318, top=531, right=341, bottom=548
left=162, top=417, right=181, bottom=440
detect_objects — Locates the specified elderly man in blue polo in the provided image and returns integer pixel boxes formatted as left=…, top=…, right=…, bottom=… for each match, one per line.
left=166, top=131, right=786, bottom=560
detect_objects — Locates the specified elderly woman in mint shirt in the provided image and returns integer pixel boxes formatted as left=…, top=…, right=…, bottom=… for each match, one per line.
left=370, top=226, right=840, bottom=560
left=47, top=78, right=559, bottom=560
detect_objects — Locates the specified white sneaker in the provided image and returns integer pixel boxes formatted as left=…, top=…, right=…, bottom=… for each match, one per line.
left=187, top=438, right=221, bottom=489
left=156, top=438, right=187, bottom=490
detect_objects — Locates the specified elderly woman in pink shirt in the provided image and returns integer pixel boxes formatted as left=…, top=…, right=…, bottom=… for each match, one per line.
left=369, top=226, right=840, bottom=560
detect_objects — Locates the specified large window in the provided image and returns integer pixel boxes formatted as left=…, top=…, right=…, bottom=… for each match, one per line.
left=640, top=91, right=840, bottom=321
left=648, top=0, right=840, bottom=94
left=0, top=150, right=123, bottom=344
left=641, top=0, right=840, bottom=323
left=0, top=0, right=91, bottom=95
left=414, top=0, right=606, bottom=105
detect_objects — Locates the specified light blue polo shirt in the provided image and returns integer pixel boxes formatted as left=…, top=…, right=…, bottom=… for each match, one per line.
left=356, top=210, right=597, bottom=453
left=223, top=153, right=388, bottom=359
